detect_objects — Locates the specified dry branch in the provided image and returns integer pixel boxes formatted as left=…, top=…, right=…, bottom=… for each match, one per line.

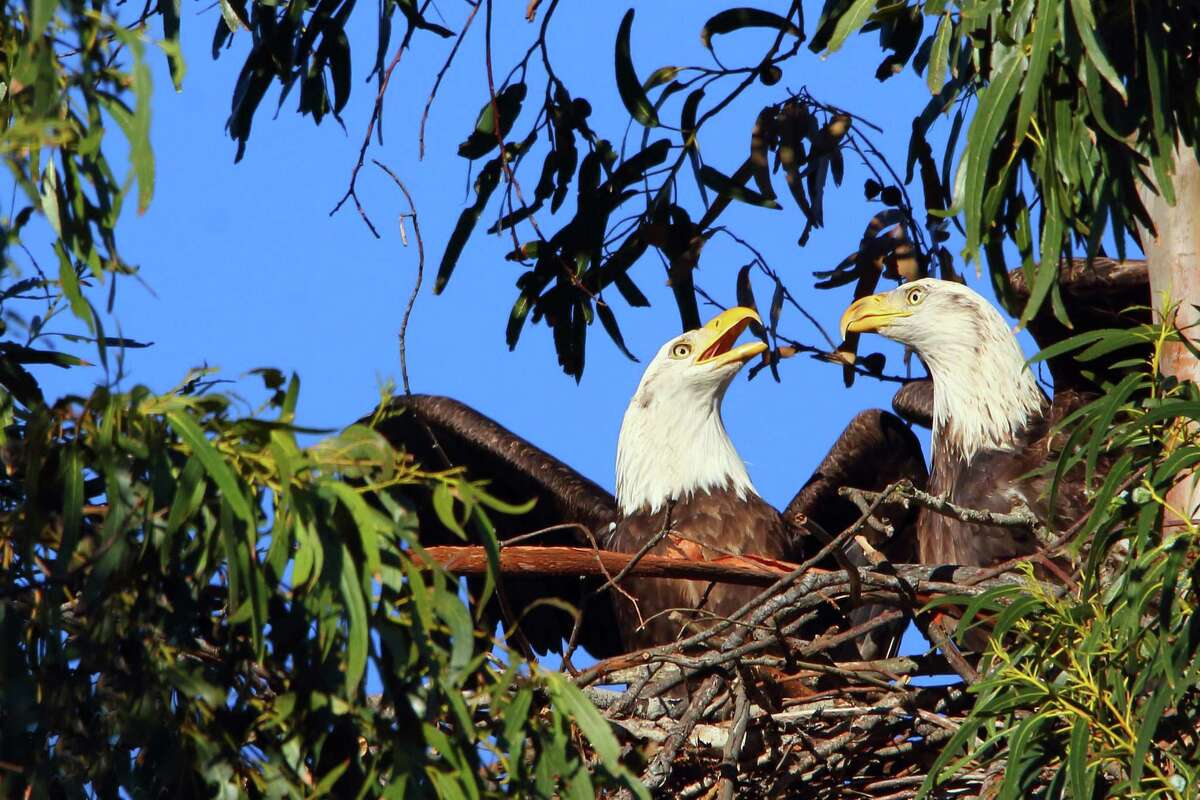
left=417, top=544, right=1035, bottom=592
left=419, top=544, right=793, bottom=586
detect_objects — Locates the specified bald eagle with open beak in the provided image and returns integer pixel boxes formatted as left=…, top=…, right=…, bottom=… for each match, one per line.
left=374, top=308, right=926, bottom=658
left=841, top=278, right=1091, bottom=567
left=607, top=307, right=797, bottom=649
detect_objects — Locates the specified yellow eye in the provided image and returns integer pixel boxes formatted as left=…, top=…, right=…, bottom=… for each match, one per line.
left=906, top=287, right=924, bottom=305
left=670, top=342, right=692, bottom=359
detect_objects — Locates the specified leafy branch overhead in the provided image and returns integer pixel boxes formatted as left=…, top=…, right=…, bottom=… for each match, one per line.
left=413, top=0, right=1198, bottom=376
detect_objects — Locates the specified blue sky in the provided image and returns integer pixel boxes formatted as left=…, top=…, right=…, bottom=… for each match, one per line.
left=22, top=0, right=970, bottom=512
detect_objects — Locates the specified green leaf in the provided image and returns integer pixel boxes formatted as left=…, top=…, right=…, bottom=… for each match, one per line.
left=458, top=83, right=527, bottom=160
left=432, top=482, right=468, bottom=538
left=1018, top=185, right=1062, bottom=328
left=925, top=13, right=952, bottom=95
left=54, top=243, right=92, bottom=330
left=822, top=0, right=875, bottom=55
left=0, top=344, right=89, bottom=368
left=339, top=544, right=369, bottom=695
left=1068, top=0, right=1127, bottom=100
left=701, top=8, right=802, bottom=50
left=963, top=48, right=1024, bottom=260
left=596, top=301, right=637, bottom=362
left=642, top=66, right=680, bottom=91
left=1014, top=0, right=1055, bottom=146
left=699, top=165, right=782, bottom=209
left=503, top=686, right=534, bottom=756
left=218, top=0, right=244, bottom=31
left=291, top=519, right=320, bottom=589
left=165, top=455, right=206, bottom=537
left=544, top=672, right=620, bottom=767
left=57, top=446, right=84, bottom=575
left=681, top=88, right=707, bottom=204
left=506, top=292, right=533, bottom=349
left=1131, top=686, right=1170, bottom=790
left=615, top=10, right=659, bottom=127
left=30, top=0, right=56, bottom=36
left=435, top=158, right=502, bottom=293
left=434, top=589, right=474, bottom=682
left=40, top=160, right=62, bottom=238
left=165, top=409, right=255, bottom=524
left=1067, top=715, right=1091, bottom=798
left=322, top=482, right=383, bottom=580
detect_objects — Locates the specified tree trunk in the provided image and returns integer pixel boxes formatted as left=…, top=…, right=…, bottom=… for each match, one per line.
left=1138, top=144, right=1200, bottom=526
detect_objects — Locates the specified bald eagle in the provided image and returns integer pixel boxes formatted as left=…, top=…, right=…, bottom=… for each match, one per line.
left=839, top=269, right=1144, bottom=568
left=377, top=307, right=926, bottom=659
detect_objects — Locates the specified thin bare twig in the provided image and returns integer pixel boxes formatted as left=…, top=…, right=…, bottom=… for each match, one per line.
left=331, top=0, right=434, bottom=235
left=372, top=160, right=424, bottom=394
left=418, top=1, right=483, bottom=159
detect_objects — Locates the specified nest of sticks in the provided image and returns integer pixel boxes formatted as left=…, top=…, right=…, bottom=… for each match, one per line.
left=421, top=482, right=1067, bottom=798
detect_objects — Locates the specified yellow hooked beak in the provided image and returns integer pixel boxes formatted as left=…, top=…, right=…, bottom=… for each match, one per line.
left=695, top=307, right=768, bottom=367
left=839, top=293, right=912, bottom=339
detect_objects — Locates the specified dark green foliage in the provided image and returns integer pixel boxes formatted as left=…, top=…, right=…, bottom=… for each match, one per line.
left=842, top=1, right=1200, bottom=327
left=0, top=377, right=645, bottom=797
left=0, top=3, right=644, bottom=793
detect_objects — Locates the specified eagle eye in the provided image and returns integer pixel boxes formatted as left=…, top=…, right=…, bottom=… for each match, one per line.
left=906, top=287, right=925, bottom=306
left=670, top=342, right=693, bottom=359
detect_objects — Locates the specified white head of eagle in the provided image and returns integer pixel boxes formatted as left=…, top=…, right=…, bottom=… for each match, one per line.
left=841, top=278, right=1047, bottom=462
left=616, top=307, right=767, bottom=516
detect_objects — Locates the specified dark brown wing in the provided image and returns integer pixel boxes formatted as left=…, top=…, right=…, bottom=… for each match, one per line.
left=370, top=394, right=622, bottom=658
left=784, top=409, right=928, bottom=562
left=1009, top=257, right=1150, bottom=392
left=892, top=379, right=933, bottom=428
left=784, top=410, right=929, bottom=659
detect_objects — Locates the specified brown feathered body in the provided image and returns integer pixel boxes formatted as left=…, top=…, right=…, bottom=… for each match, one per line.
left=921, top=390, right=1092, bottom=565
left=845, top=278, right=1072, bottom=567
left=609, top=489, right=795, bottom=650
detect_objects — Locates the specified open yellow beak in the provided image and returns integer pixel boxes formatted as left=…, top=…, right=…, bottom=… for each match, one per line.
left=839, top=293, right=912, bottom=339
left=695, top=306, right=768, bottom=367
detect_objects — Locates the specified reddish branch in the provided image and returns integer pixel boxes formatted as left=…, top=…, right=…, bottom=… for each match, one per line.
left=416, top=544, right=1028, bottom=598
left=418, top=544, right=796, bottom=586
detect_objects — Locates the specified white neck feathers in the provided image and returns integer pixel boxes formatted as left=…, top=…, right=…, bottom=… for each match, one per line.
left=923, top=308, right=1045, bottom=462
left=615, top=380, right=755, bottom=516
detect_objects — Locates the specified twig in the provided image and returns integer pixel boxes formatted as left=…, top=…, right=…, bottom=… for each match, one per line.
left=418, top=1, right=482, bottom=159
left=483, top=0, right=543, bottom=247
left=331, top=0, right=433, bottom=235
left=372, top=160, right=424, bottom=394
left=642, top=673, right=726, bottom=790
left=717, top=681, right=751, bottom=800
left=923, top=614, right=980, bottom=685
left=843, top=481, right=1049, bottom=538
